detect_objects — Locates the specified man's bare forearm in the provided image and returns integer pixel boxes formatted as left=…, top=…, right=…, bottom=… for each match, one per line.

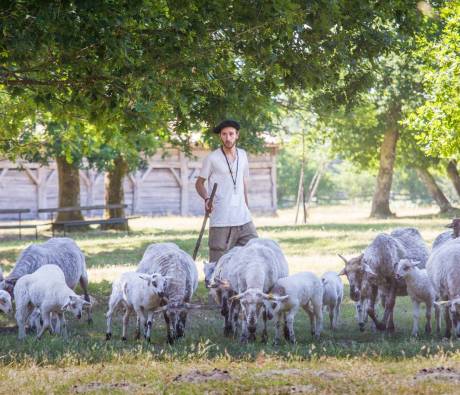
left=195, top=178, right=208, bottom=200
left=244, top=178, right=249, bottom=206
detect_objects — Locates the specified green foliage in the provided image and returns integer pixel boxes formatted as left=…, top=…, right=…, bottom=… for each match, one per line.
left=0, top=1, right=435, bottom=170
left=407, top=2, right=460, bottom=157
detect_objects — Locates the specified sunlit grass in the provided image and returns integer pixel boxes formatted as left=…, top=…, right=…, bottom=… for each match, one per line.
left=0, top=203, right=459, bottom=393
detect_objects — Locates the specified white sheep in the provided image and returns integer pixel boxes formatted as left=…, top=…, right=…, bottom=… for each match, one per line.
left=0, top=237, right=92, bottom=323
left=263, top=272, right=323, bottom=344
left=0, top=290, right=12, bottom=315
left=14, top=264, right=90, bottom=339
left=395, top=259, right=440, bottom=336
left=137, top=243, right=198, bottom=343
left=105, top=271, right=167, bottom=342
left=321, top=271, right=343, bottom=330
left=208, top=246, right=243, bottom=336
left=228, top=243, right=288, bottom=343
left=426, top=238, right=460, bottom=338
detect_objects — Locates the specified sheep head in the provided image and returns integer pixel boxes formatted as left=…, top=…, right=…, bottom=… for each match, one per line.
left=337, top=253, right=364, bottom=302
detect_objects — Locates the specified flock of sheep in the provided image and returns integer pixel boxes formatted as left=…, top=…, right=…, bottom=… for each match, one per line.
left=1, top=219, right=460, bottom=344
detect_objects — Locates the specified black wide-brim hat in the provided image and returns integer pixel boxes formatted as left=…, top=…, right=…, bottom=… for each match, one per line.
left=213, top=119, right=241, bottom=134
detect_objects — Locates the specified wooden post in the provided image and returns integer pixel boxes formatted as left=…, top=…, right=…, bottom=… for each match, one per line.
left=270, top=153, right=277, bottom=213
left=37, top=167, right=48, bottom=219
left=180, top=152, right=189, bottom=216
left=128, top=173, right=140, bottom=215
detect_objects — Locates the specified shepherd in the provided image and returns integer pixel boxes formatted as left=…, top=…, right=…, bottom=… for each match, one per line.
left=195, top=119, right=258, bottom=262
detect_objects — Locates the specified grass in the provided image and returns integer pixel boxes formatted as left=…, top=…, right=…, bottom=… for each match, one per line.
left=1, top=203, right=460, bottom=394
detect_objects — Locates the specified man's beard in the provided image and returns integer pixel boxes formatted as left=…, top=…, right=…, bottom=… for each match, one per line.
left=223, top=140, right=236, bottom=149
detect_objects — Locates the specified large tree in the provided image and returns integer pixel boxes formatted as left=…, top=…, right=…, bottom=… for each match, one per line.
left=0, top=1, right=434, bottom=222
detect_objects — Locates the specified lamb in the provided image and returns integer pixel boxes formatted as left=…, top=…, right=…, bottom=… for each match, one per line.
left=263, top=272, right=323, bottom=344
left=339, top=227, right=429, bottom=332
left=0, top=238, right=91, bottom=322
left=395, top=259, right=440, bottom=336
left=426, top=238, right=460, bottom=338
left=321, top=271, right=343, bottom=330
left=14, top=264, right=90, bottom=339
left=105, top=272, right=167, bottom=341
left=0, top=290, right=12, bottom=315
left=227, top=243, right=288, bottom=342
left=137, top=243, right=198, bottom=343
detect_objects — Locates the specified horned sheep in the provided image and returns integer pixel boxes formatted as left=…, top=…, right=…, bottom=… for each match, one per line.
left=339, top=227, right=429, bottom=332
left=321, top=271, right=343, bottom=330
left=137, top=243, right=198, bottom=343
left=105, top=272, right=167, bottom=341
left=426, top=238, right=460, bottom=338
left=395, top=259, right=440, bottom=336
left=14, top=264, right=90, bottom=339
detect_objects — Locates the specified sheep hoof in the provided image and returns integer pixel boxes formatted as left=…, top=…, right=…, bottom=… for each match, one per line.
left=87, top=318, right=93, bottom=326
left=106, top=333, right=112, bottom=341
left=359, top=323, right=365, bottom=332
left=122, top=336, right=127, bottom=341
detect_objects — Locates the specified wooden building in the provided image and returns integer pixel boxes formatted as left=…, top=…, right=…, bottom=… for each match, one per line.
left=0, top=145, right=278, bottom=219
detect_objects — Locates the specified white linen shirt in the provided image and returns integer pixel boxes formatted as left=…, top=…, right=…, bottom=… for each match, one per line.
left=199, top=147, right=252, bottom=227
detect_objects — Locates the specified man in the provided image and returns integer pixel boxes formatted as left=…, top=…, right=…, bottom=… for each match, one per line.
left=195, top=119, right=258, bottom=262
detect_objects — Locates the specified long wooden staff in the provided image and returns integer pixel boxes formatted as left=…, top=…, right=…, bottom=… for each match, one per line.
left=193, top=183, right=218, bottom=260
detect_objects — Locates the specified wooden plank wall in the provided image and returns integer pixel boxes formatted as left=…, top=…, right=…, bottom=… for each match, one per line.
left=0, top=146, right=277, bottom=219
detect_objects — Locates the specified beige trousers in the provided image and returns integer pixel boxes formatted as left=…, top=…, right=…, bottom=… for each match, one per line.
left=208, top=221, right=258, bottom=262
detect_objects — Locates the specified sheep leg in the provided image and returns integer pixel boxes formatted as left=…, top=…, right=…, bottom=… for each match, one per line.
left=16, top=303, right=33, bottom=340
left=135, top=308, right=146, bottom=340
left=303, top=305, right=315, bottom=336
left=273, top=312, right=282, bottom=346
left=145, top=311, right=154, bottom=342
left=122, top=308, right=131, bottom=341
left=37, top=313, right=51, bottom=340
left=177, top=311, right=187, bottom=338
left=283, top=312, right=291, bottom=340
left=385, top=281, right=397, bottom=333
left=57, top=312, right=67, bottom=338
left=79, top=274, right=92, bottom=325
left=367, top=285, right=386, bottom=331
left=163, top=311, right=174, bottom=344
left=135, top=316, right=141, bottom=340
left=231, top=300, right=241, bottom=338
left=444, top=305, right=452, bottom=338
left=261, top=309, right=268, bottom=343
left=285, top=310, right=296, bottom=344
left=222, top=295, right=233, bottom=337
left=312, top=299, right=323, bottom=338
left=425, top=301, right=432, bottom=335
left=435, top=303, right=441, bottom=335
left=334, top=301, right=341, bottom=330
left=328, top=306, right=334, bottom=330
left=240, top=312, right=249, bottom=344
left=411, top=300, right=420, bottom=337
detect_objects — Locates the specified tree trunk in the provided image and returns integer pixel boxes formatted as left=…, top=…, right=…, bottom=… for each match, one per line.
left=446, top=159, right=460, bottom=198
left=104, top=156, right=128, bottom=230
left=416, top=167, right=453, bottom=213
left=55, top=155, right=85, bottom=223
left=370, top=128, right=399, bottom=218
